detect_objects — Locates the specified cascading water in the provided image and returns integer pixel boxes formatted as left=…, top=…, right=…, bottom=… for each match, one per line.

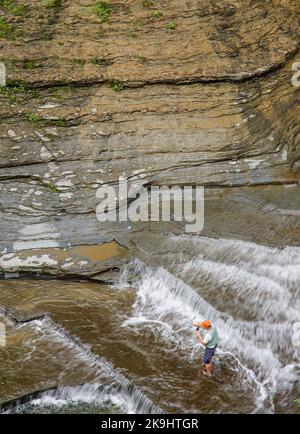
left=1, top=383, right=160, bottom=415
left=118, top=235, right=300, bottom=413
left=0, top=235, right=299, bottom=413
left=0, top=312, right=160, bottom=414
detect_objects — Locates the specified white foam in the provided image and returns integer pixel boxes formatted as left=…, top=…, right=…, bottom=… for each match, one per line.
left=120, top=241, right=300, bottom=412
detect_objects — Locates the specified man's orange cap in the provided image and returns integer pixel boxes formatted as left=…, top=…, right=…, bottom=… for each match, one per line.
left=200, top=320, right=211, bottom=329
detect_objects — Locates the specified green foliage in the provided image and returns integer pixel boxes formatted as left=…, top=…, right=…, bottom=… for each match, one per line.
left=2, top=59, right=37, bottom=70
left=0, top=16, right=14, bottom=39
left=92, top=1, right=111, bottom=22
left=22, top=59, right=37, bottom=70
left=91, top=57, right=107, bottom=65
left=0, top=82, right=39, bottom=97
left=0, top=85, right=18, bottom=103
left=0, top=1, right=26, bottom=38
left=0, top=0, right=26, bottom=16
left=9, top=95, right=18, bottom=103
left=0, top=83, right=23, bottom=94
left=153, top=10, right=162, bottom=18
left=25, top=112, right=41, bottom=125
left=25, top=112, right=67, bottom=127
left=109, top=80, right=124, bottom=91
left=166, top=21, right=176, bottom=32
left=0, top=84, right=19, bottom=95
left=9, top=58, right=18, bottom=70
left=0, top=82, right=41, bottom=104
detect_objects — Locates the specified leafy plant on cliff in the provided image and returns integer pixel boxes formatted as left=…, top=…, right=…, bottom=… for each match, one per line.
left=109, top=80, right=124, bottom=91
left=166, top=21, right=176, bottom=32
left=0, top=83, right=40, bottom=104
left=25, top=112, right=41, bottom=125
left=92, top=1, right=111, bottom=22
left=9, top=58, right=17, bottom=70
left=22, top=59, right=37, bottom=70
left=153, top=10, right=162, bottom=18
left=1, top=82, right=35, bottom=94
left=0, top=16, right=14, bottom=39
left=0, top=0, right=26, bottom=16
left=0, top=86, right=17, bottom=103
left=25, top=111, right=68, bottom=127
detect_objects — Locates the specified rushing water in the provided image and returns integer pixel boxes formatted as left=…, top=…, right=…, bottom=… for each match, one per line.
left=0, top=235, right=299, bottom=413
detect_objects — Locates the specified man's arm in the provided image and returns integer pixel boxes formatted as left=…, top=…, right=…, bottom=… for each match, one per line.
left=195, top=330, right=206, bottom=346
left=193, top=323, right=206, bottom=346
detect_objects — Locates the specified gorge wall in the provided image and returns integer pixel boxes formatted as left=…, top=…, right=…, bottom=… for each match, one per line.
left=0, top=0, right=299, bottom=279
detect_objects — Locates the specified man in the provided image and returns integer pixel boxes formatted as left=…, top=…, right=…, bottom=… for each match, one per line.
left=193, top=320, right=219, bottom=377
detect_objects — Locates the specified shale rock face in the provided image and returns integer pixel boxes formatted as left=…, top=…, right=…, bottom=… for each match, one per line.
left=1, top=0, right=300, bottom=84
left=0, top=0, right=299, bottom=277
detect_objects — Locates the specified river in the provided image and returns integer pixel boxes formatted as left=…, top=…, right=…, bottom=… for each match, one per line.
left=0, top=235, right=299, bottom=414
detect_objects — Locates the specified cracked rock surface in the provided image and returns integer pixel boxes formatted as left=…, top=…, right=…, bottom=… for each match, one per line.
left=0, top=0, right=299, bottom=278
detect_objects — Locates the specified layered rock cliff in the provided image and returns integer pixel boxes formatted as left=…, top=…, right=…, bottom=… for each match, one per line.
left=0, top=0, right=299, bottom=278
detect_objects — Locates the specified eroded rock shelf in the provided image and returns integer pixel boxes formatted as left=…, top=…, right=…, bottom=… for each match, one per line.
left=0, top=0, right=299, bottom=278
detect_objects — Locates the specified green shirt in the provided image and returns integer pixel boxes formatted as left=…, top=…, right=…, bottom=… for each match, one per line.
left=203, top=326, right=219, bottom=348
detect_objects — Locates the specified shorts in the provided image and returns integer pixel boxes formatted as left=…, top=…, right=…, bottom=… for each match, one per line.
left=203, top=345, right=217, bottom=364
